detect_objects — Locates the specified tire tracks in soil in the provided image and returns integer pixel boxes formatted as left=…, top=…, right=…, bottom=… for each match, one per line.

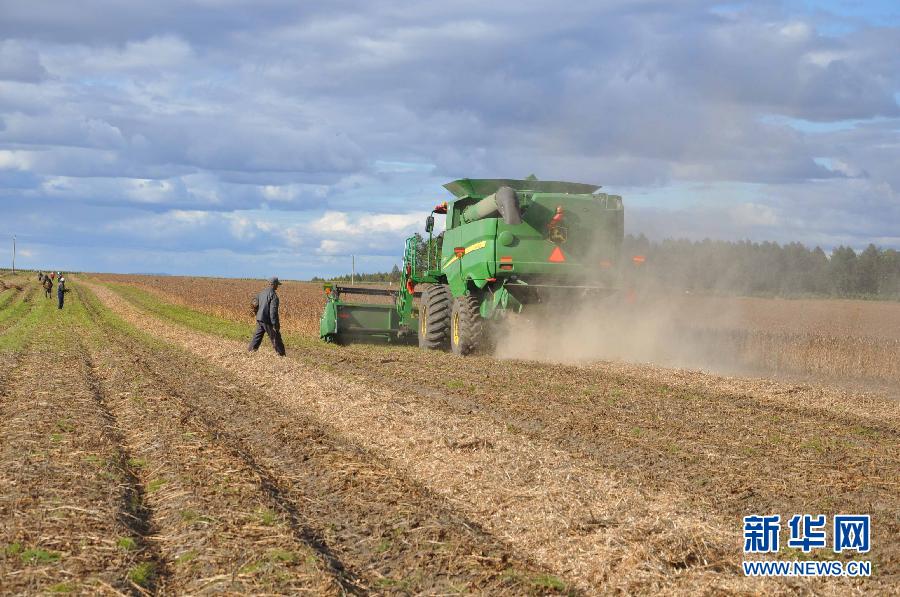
left=87, top=281, right=782, bottom=594
left=119, top=353, right=366, bottom=597
left=79, top=285, right=557, bottom=595
left=88, top=278, right=895, bottom=586
left=276, top=337, right=900, bottom=550
left=0, top=286, right=35, bottom=394
left=0, top=283, right=36, bottom=333
left=79, top=293, right=343, bottom=594
left=78, top=287, right=353, bottom=595
left=318, top=349, right=898, bottom=588
left=0, top=306, right=152, bottom=594
left=78, top=348, right=169, bottom=595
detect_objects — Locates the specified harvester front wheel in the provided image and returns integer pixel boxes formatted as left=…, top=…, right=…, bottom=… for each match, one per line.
left=450, top=295, right=483, bottom=356
left=419, top=284, right=452, bottom=350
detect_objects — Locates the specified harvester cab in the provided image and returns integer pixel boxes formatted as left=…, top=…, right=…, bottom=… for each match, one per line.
left=320, top=178, right=625, bottom=353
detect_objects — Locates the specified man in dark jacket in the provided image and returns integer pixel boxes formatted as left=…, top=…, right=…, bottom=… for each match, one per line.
left=248, top=276, right=286, bottom=356
left=57, top=275, right=66, bottom=309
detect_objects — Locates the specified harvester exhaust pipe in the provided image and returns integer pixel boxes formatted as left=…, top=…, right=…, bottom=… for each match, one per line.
left=461, top=186, right=522, bottom=225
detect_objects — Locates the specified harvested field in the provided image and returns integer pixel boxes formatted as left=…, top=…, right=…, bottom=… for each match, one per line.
left=1, top=272, right=897, bottom=594
left=90, top=274, right=334, bottom=337
left=98, top=273, right=900, bottom=386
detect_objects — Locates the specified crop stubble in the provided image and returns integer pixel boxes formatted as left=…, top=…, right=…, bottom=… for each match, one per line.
left=94, top=274, right=900, bottom=385
left=75, top=284, right=556, bottom=594
left=87, top=279, right=900, bottom=594
left=90, top=274, right=331, bottom=337
left=0, top=287, right=153, bottom=594
left=4, top=273, right=897, bottom=594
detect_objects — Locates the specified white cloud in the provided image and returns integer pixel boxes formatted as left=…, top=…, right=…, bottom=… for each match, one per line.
left=310, top=211, right=421, bottom=236
left=123, top=178, right=181, bottom=203
left=730, top=202, right=780, bottom=227
left=0, top=150, right=33, bottom=170
left=1, top=0, right=899, bottom=277
left=261, top=183, right=328, bottom=202
left=316, top=239, right=350, bottom=254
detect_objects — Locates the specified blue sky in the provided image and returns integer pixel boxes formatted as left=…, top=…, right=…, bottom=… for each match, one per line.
left=1, top=1, right=898, bottom=278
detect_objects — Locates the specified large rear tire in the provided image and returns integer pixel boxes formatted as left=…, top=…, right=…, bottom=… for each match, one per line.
left=419, top=284, right=452, bottom=350
left=450, top=295, right=483, bottom=356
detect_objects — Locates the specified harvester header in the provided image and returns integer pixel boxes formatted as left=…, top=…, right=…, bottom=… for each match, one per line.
left=320, top=177, right=625, bottom=354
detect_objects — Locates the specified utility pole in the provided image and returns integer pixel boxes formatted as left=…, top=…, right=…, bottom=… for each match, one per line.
left=11, top=236, right=14, bottom=273
left=351, top=255, right=355, bottom=285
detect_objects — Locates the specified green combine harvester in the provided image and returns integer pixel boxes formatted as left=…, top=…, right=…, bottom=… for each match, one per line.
left=320, top=177, right=624, bottom=354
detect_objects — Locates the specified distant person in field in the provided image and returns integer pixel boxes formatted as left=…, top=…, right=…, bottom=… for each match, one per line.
left=42, top=274, right=52, bottom=299
left=57, top=275, right=66, bottom=309
left=248, top=276, right=286, bottom=357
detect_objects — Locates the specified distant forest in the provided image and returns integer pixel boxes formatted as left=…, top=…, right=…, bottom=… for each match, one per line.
left=623, top=236, right=900, bottom=299
left=315, top=235, right=900, bottom=299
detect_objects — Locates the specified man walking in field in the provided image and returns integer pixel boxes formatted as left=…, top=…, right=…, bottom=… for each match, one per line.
left=248, top=276, right=286, bottom=356
left=42, top=274, right=52, bottom=299
left=57, top=274, right=66, bottom=310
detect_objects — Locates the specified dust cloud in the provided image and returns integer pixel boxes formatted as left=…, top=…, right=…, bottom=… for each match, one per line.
left=490, top=220, right=764, bottom=376
left=491, top=289, right=745, bottom=374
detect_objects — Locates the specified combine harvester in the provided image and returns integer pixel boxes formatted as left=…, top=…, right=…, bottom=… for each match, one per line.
left=320, top=178, right=624, bottom=355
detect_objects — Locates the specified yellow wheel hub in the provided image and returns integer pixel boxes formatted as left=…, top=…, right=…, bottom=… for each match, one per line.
left=452, top=311, right=460, bottom=346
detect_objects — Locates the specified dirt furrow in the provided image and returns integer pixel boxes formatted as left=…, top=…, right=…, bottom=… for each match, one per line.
left=80, top=349, right=170, bottom=594
left=212, top=324, right=899, bottom=581
left=93, top=280, right=899, bottom=593
left=0, top=287, right=18, bottom=310
left=78, top=285, right=561, bottom=594
left=0, top=296, right=33, bottom=394
left=322, top=349, right=899, bottom=522
left=0, top=308, right=150, bottom=594
left=75, top=289, right=344, bottom=595
left=83, top=281, right=809, bottom=595
left=0, top=284, right=36, bottom=334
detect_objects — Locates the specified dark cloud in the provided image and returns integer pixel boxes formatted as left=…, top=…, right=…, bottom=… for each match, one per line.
left=0, top=40, right=48, bottom=82
left=1, top=0, right=898, bottom=275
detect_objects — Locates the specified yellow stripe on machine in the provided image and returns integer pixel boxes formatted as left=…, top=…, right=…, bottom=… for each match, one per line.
left=443, top=240, right=487, bottom=269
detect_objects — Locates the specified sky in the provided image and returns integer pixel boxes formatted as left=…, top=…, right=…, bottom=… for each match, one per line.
left=1, top=0, right=898, bottom=278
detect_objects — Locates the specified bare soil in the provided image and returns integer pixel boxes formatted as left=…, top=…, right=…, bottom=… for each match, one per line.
left=84, top=279, right=899, bottom=594
left=0, top=288, right=149, bottom=594
left=77, top=284, right=561, bottom=594
left=2, top=273, right=897, bottom=595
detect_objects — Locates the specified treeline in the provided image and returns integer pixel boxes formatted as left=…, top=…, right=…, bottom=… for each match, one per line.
left=312, top=265, right=402, bottom=284
left=624, top=236, right=900, bottom=298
